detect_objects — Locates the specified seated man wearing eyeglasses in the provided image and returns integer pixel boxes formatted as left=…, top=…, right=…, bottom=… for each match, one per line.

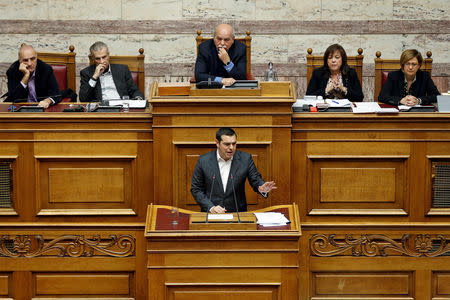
left=194, top=24, right=247, bottom=87
left=378, top=49, right=440, bottom=106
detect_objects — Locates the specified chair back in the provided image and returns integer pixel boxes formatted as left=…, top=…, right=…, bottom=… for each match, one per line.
left=306, top=48, right=364, bottom=87
left=195, top=29, right=253, bottom=80
left=89, top=48, right=145, bottom=95
left=374, top=50, right=433, bottom=100
left=37, top=45, right=76, bottom=92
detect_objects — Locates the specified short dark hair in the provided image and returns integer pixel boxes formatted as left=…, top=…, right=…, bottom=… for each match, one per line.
left=216, top=127, right=236, bottom=141
left=323, top=43, right=349, bottom=76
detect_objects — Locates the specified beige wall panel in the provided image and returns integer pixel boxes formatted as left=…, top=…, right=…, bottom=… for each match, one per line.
left=35, top=273, right=131, bottom=295
left=287, top=35, right=363, bottom=64
left=255, top=0, right=321, bottom=20
left=322, top=0, right=394, bottom=20
left=182, top=0, right=255, bottom=19
left=252, top=35, right=289, bottom=64
left=123, top=0, right=183, bottom=20
left=393, top=0, right=449, bottom=20
left=0, top=1, right=48, bottom=20
left=48, top=0, right=122, bottom=20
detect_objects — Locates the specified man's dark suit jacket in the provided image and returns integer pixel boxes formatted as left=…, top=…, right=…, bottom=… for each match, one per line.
left=194, top=39, right=247, bottom=82
left=6, top=59, right=61, bottom=104
left=306, top=66, right=364, bottom=102
left=378, top=69, right=440, bottom=105
left=191, top=150, right=266, bottom=212
left=79, top=64, right=144, bottom=102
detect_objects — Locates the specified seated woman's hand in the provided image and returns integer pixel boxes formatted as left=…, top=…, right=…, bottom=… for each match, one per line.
left=400, top=95, right=419, bottom=106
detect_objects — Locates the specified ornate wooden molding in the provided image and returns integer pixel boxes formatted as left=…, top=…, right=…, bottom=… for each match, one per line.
left=310, top=234, right=450, bottom=257
left=0, top=234, right=135, bottom=258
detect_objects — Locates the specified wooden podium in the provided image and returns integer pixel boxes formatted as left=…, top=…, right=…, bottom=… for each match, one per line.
left=145, top=204, right=301, bottom=300
left=149, top=81, right=296, bottom=212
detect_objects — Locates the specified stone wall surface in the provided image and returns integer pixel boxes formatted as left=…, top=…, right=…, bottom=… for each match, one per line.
left=0, top=0, right=448, bottom=100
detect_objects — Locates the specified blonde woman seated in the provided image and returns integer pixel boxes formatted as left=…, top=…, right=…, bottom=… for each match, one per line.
left=378, top=49, right=440, bottom=106
left=306, top=44, right=364, bottom=102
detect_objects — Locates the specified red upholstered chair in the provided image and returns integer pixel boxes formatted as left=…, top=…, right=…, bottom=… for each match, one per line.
left=374, top=50, right=433, bottom=101
left=306, top=47, right=364, bottom=87
left=38, top=45, right=76, bottom=101
left=89, top=48, right=145, bottom=96
left=190, top=29, right=254, bottom=83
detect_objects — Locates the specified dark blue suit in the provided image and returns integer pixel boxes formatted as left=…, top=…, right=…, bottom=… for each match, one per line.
left=6, top=59, right=61, bottom=104
left=194, top=39, right=247, bottom=82
left=191, top=150, right=266, bottom=212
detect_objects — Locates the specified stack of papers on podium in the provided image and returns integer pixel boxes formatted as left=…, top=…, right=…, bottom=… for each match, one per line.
left=254, top=212, right=290, bottom=226
left=352, top=102, right=381, bottom=113
left=325, top=99, right=352, bottom=107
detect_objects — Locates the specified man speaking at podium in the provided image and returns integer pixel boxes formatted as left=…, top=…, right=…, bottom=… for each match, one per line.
left=191, top=127, right=276, bottom=213
left=194, top=24, right=247, bottom=86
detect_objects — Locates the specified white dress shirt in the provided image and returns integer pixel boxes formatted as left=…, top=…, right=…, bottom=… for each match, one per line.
left=88, top=66, right=121, bottom=100
left=217, top=150, right=233, bottom=192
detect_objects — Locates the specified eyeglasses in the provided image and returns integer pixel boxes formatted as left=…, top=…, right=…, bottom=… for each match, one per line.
left=405, top=63, right=419, bottom=68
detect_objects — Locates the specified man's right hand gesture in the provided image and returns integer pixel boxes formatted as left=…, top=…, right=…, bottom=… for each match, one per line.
left=93, top=63, right=107, bottom=80
left=19, top=62, right=30, bottom=85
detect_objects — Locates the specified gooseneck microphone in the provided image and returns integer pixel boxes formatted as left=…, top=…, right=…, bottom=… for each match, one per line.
left=230, top=174, right=241, bottom=223
left=206, top=174, right=216, bottom=223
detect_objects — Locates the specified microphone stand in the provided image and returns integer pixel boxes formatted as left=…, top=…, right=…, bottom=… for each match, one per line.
left=230, top=175, right=241, bottom=223
left=206, top=174, right=216, bottom=223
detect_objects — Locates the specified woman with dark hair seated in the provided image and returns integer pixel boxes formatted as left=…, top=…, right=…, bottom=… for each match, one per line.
left=378, top=49, right=440, bottom=106
left=306, top=44, right=364, bottom=102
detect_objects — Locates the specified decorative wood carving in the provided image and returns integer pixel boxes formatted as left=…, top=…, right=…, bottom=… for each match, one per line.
left=310, top=234, right=450, bottom=257
left=0, top=234, right=135, bottom=258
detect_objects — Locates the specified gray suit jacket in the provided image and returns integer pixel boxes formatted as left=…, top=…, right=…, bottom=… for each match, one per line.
left=191, top=150, right=266, bottom=212
left=79, top=63, right=144, bottom=102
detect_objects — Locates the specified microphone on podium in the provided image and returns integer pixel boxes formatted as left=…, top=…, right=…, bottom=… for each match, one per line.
left=230, top=174, right=241, bottom=223
left=206, top=174, right=216, bottom=223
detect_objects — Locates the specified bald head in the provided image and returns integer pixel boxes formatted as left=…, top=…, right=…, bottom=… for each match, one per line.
left=18, top=43, right=38, bottom=73
left=18, top=44, right=36, bottom=59
left=214, top=24, right=234, bottom=51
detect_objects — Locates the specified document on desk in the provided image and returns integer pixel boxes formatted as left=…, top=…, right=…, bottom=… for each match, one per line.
left=325, top=99, right=352, bottom=107
left=254, top=212, right=290, bottom=226
left=352, top=102, right=382, bottom=113
left=108, top=100, right=147, bottom=108
left=207, top=214, right=233, bottom=220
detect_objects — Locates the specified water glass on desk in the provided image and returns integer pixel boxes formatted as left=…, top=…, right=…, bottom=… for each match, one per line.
left=122, top=95, right=129, bottom=112
left=171, top=207, right=179, bottom=226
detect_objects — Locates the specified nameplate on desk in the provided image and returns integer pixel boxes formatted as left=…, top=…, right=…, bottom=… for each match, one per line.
left=189, top=212, right=257, bottom=230
left=107, top=99, right=147, bottom=108
left=15, top=106, right=44, bottom=112
left=158, top=82, right=190, bottom=96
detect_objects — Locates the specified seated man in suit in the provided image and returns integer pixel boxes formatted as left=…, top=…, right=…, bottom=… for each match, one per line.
left=6, top=43, right=61, bottom=108
left=194, top=24, right=247, bottom=86
left=79, top=41, right=144, bottom=102
left=191, top=127, right=276, bottom=213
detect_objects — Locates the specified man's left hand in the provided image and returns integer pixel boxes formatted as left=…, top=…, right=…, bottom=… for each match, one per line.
left=37, top=98, right=52, bottom=109
left=218, top=47, right=230, bottom=65
left=258, top=181, right=277, bottom=194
